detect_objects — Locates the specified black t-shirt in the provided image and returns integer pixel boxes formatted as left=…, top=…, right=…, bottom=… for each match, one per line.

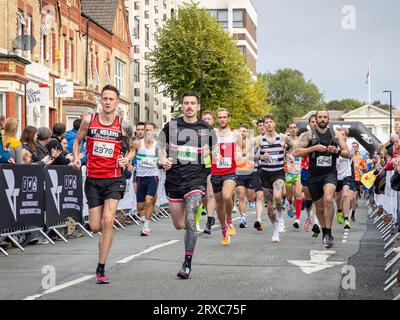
left=159, top=117, right=217, bottom=183
left=308, top=128, right=338, bottom=176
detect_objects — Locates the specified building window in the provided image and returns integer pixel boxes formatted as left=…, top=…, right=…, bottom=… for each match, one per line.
left=209, top=9, right=228, bottom=28
left=115, top=58, right=125, bottom=94
left=145, top=0, right=149, bottom=6
left=88, top=52, right=93, bottom=84
left=41, top=24, right=48, bottom=65
left=134, top=60, right=140, bottom=82
left=0, top=93, right=5, bottom=116
left=145, top=107, right=150, bottom=121
left=26, top=15, right=32, bottom=60
left=145, top=66, right=150, bottom=88
left=134, top=17, right=140, bottom=39
left=145, top=25, right=150, bottom=47
left=145, top=11, right=150, bottom=19
left=237, top=46, right=246, bottom=54
left=233, top=9, right=244, bottom=28
left=382, top=126, right=389, bottom=135
left=16, top=11, right=25, bottom=56
left=94, top=53, right=100, bottom=86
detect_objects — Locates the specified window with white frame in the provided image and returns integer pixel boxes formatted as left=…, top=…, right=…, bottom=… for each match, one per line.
left=0, top=93, right=5, bottom=116
left=26, top=15, right=32, bottom=60
left=115, top=58, right=125, bottom=94
left=209, top=9, right=228, bottom=28
left=233, top=9, right=244, bottom=28
left=41, top=24, right=48, bottom=64
left=134, top=60, right=140, bottom=82
left=94, top=53, right=100, bottom=86
left=88, top=52, right=93, bottom=85
left=68, top=39, right=72, bottom=79
left=16, top=11, right=25, bottom=56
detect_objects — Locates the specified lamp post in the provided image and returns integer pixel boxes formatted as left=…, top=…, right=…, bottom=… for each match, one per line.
left=383, top=90, right=393, bottom=135
left=200, top=49, right=212, bottom=112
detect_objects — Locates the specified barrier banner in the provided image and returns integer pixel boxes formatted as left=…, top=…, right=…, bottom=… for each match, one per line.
left=157, top=169, right=168, bottom=206
left=0, top=164, right=45, bottom=231
left=44, top=165, right=83, bottom=226
left=118, top=176, right=136, bottom=210
left=81, top=166, right=89, bottom=219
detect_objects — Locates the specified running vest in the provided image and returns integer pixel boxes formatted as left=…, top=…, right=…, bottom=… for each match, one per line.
left=259, top=134, right=285, bottom=172
left=86, top=113, right=123, bottom=179
left=285, top=153, right=302, bottom=175
left=308, top=128, right=338, bottom=176
left=236, top=158, right=253, bottom=174
left=336, top=142, right=353, bottom=180
left=136, top=139, right=159, bottom=177
left=211, top=130, right=237, bottom=176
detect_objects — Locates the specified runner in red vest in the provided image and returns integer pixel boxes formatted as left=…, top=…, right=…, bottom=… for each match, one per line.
left=73, top=85, right=134, bottom=284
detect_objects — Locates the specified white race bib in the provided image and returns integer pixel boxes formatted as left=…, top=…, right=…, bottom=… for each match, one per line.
left=217, top=157, right=232, bottom=169
left=140, top=157, right=157, bottom=168
left=177, top=146, right=197, bottom=162
left=317, top=156, right=332, bottom=167
left=267, top=155, right=279, bottom=165
left=93, top=141, right=115, bottom=158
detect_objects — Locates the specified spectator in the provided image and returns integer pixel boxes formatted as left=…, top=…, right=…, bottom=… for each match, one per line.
left=382, top=133, right=400, bottom=173
left=21, top=126, right=55, bottom=165
left=22, top=149, right=32, bottom=165
left=66, top=118, right=86, bottom=164
left=36, top=127, right=61, bottom=162
left=47, top=123, right=73, bottom=165
left=0, top=115, right=5, bottom=133
left=61, top=137, right=68, bottom=155
left=2, top=118, right=23, bottom=164
left=0, top=132, right=11, bottom=163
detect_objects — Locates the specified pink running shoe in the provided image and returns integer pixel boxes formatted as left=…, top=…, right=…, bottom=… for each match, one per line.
left=303, top=217, right=311, bottom=232
left=96, top=274, right=110, bottom=284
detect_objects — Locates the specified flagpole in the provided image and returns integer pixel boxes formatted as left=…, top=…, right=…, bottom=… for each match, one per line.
left=368, top=62, right=371, bottom=104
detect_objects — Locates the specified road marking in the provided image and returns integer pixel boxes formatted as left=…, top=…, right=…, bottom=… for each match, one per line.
left=23, top=275, right=95, bottom=300
left=117, top=240, right=180, bottom=264
left=287, top=250, right=345, bottom=275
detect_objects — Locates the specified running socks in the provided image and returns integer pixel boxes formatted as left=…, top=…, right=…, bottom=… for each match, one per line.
left=185, top=252, right=193, bottom=269
left=222, top=226, right=228, bottom=237
left=96, top=263, right=105, bottom=276
left=295, top=199, right=302, bottom=220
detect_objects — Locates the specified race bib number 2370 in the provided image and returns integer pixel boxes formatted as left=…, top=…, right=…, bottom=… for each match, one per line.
left=93, top=141, right=115, bottom=158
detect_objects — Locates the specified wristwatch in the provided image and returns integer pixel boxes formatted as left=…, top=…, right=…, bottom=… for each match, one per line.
left=337, top=149, right=342, bottom=156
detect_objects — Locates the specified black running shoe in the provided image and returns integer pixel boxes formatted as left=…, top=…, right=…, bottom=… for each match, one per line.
left=312, top=224, right=320, bottom=238
left=177, top=262, right=191, bottom=280
left=203, top=224, right=212, bottom=235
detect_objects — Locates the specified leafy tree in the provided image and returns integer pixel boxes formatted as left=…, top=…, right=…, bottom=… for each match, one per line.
left=265, top=69, right=324, bottom=132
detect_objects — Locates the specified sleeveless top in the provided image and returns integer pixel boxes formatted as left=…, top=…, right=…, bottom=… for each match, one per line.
left=136, top=139, right=159, bottom=177
left=86, top=113, right=123, bottom=179
left=211, top=130, right=237, bottom=176
left=308, top=128, right=338, bottom=176
left=259, top=134, right=285, bottom=173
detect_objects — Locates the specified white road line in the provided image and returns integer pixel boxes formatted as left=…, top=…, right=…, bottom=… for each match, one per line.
left=342, top=240, right=347, bottom=243
left=23, top=275, right=95, bottom=300
left=117, top=240, right=180, bottom=264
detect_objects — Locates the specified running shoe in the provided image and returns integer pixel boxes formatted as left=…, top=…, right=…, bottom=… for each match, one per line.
left=239, top=218, right=247, bottom=229
left=293, top=219, right=300, bottom=229
left=312, top=224, right=320, bottom=238
left=221, top=233, right=231, bottom=246
left=303, top=217, right=311, bottom=232
left=203, top=223, right=212, bottom=235
left=227, top=223, right=236, bottom=236
left=254, top=221, right=264, bottom=231
left=337, top=211, right=344, bottom=225
left=351, top=215, right=356, bottom=222
left=278, top=216, right=286, bottom=234
left=287, top=205, right=295, bottom=218
left=196, top=224, right=204, bottom=233
left=344, top=220, right=351, bottom=230
left=96, top=273, right=110, bottom=284
left=177, top=262, right=191, bottom=280
left=249, top=201, right=255, bottom=208
left=323, top=234, right=335, bottom=249
left=141, top=226, right=151, bottom=237
left=272, top=222, right=280, bottom=243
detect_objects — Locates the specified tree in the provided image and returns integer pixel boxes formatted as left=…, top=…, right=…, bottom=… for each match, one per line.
left=150, top=2, right=251, bottom=116
left=265, top=69, right=324, bottom=132
left=325, top=98, right=363, bottom=112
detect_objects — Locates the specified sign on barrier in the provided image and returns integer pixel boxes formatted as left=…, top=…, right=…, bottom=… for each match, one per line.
left=0, top=164, right=45, bottom=230
left=44, top=165, right=83, bottom=226
left=118, top=176, right=136, bottom=211
left=157, top=169, right=169, bottom=206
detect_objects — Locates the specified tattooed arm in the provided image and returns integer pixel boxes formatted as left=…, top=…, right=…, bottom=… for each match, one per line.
left=293, top=131, right=327, bottom=157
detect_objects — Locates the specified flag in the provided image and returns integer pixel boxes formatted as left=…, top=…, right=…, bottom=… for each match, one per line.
left=365, top=65, right=370, bottom=84
left=361, top=170, right=376, bottom=189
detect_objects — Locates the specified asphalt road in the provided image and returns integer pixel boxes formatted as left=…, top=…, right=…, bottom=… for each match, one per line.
left=0, top=201, right=397, bottom=300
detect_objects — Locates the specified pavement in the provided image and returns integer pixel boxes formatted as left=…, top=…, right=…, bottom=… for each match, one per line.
left=0, top=201, right=397, bottom=300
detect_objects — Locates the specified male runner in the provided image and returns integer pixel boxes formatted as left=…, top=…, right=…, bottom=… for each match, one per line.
left=131, top=122, right=159, bottom=236
left=335, top=128, right=354, bottom=230
left=133, top=122, right=146, bottom=222
left=201, top=111, right=217, bottom=235
left=254, top=115, right=294, bottom=243
left=236, top=125, right=256, bottom=229
left=211, top=108, right=241, bottom=246
left=300, top=114, right=320, bottom=236
left=73, top=85, right=133, bottom=284
left=293, top=110, right=350, bottom=248
left=158, top=92, right=217, bottom=279
left=351, top=142, right=367, bottom=221
left=285, top=123, right=303, bottom=229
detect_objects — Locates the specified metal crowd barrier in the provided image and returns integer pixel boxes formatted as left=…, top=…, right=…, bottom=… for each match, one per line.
left=368, top=171, right=400, bottom=300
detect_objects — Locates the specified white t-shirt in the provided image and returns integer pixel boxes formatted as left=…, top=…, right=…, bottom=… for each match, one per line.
left=336, top=142, right=353, bottom=181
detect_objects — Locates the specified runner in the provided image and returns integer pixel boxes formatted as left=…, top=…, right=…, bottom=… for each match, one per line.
left=300, top=114, right=321, bottom=237
left=211, top=108, right=242, bottom=246
left=252, top=118, right=266, bottom=231
left=285, top=123, right=303, bottom=229
left=351, top=142, right=367, bottom=222
left=335, top=128, right=355, bottom=230
left=235, top=125, right=256, bottom=229
left=201, top=111, right=217, bottom=235
left=157, top=92, right=217, bottom=279
left=293, top=110, right=350, bottom=249
left=73, top=85, right=134, bottom=284
left=133, top=122, right=146, bottom=223
left=131, top=122, right=159, bottom=236
left=254, top=115, right=294, bottom=243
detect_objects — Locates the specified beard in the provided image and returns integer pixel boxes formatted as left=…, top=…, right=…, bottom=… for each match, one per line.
left=317, top=121, right=328, bottom=129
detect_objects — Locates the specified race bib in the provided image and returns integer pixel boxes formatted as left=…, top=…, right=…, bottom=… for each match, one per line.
left=177, top=146, right=197, bottom=162
left=317, top=156, right=332, bottom=167
left=93, top=141, right=115, bottom=158
left=217, top=157, right=232, bottom=169
left=267, top=155, right=279, bottom=165
left=140, top=157, right=157, bottom=168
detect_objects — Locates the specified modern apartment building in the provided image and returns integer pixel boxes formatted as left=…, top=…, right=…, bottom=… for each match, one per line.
left=176, top=0, right=257, bottom=76
left=125, top=0, right=175, bottom=128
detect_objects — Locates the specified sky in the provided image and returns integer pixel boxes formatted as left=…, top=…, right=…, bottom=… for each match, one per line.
left=251, top=0, right=400, bottom=108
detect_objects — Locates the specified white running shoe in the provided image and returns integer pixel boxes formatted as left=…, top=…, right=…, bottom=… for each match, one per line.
left=272, top=222, right=280, bottom=243
left=278, top=215, right=286, bottom=233
left=293, top=219, right=300, bottom=229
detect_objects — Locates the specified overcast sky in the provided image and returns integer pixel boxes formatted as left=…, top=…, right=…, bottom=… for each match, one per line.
left=251, top=0, right=400, bottom=108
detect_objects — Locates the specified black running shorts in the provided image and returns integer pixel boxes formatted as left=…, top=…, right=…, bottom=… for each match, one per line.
left=85, top=176, right=126, bottom=209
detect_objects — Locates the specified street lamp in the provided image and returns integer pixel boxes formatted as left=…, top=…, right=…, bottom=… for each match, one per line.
left=200, top=48, right=213, bottom=112
left=383, top=90, right=393, bottom=135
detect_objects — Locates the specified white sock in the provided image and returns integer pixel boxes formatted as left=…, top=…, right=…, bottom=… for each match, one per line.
left=144, top=220, right=151, bottom=228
